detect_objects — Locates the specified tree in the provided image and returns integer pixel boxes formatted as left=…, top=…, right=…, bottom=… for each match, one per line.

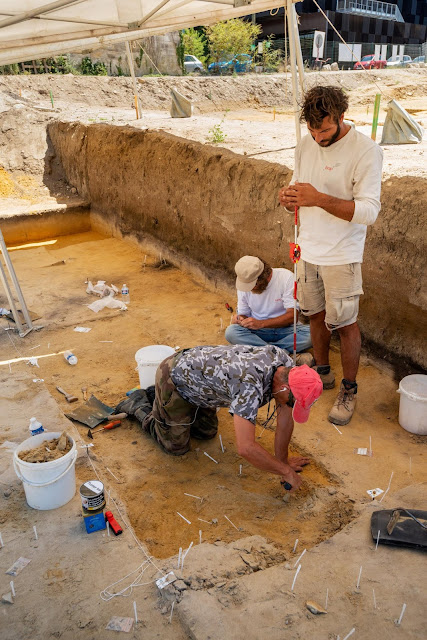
left=182, top=28, right=208, bottom=67
left=206, top=19, right=261, bottom=64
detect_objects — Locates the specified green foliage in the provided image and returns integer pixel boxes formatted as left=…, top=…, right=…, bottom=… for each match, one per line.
left=44, top=55, right=78, bottom=74
left=259, top=36, right=283, bottom=72
left=182, top=28, right=208, bottom=67
left=0, top=63, right=20, bottom=75
left=176, top=31, right=185, bottom=74
left=80, top=56, right=108, bottom=76
left=206, top=19, right=261, bottom=63
left=206, top=110, right=229, bottom=144
left=135, top=48, right=144, bottom=69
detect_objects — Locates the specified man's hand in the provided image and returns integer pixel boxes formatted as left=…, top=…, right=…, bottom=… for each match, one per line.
left=239, top=316, right=264, bottom=330
left=281, top=183, right=320, bottom=208
left=287, top=456, right=310, bottom=472
left=230, top=314, right=239, bottom=324
left=280, top=465, right=303, bottom=493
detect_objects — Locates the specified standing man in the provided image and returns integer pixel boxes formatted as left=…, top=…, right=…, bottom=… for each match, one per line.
left=279, top=86, right=383, bottom=425
left=117, top=345, right=322, bottom=493
left=225, top=255, right=312, bottom=354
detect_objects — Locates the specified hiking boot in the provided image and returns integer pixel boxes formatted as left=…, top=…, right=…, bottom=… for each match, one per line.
left=313, top=365, right=336, bottom=390
left=328, top=382, right=357, bottom=426
left=295, top=352, right=315, bottom=367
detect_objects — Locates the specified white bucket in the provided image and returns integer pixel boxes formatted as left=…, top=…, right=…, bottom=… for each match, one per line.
left=135, top=345, right=175, bottom=388
left=397, top=374, right=427, bottom=435
left=13, top=432, right=77, bottom=510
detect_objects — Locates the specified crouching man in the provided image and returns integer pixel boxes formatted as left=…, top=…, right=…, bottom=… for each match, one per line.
left=119, top=345, right=322, bottom=493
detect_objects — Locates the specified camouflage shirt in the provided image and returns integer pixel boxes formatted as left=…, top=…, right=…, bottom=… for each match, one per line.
left=171, top=345, right=292, bottom=424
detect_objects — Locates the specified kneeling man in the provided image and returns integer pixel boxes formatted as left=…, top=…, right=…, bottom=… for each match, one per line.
left=119, top=345, right=322, bottom=493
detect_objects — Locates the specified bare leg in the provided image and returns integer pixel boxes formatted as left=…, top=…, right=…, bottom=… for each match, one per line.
left=309, top=310, right=331, bottom=365
left=337, top=322, right=361, bottom=382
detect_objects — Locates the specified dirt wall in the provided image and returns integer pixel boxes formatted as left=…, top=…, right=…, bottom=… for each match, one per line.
left=47, top=122, right=427, bottom=369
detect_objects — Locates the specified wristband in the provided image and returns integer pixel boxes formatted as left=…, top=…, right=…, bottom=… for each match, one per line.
left=281, top=480, right=292, bottom=491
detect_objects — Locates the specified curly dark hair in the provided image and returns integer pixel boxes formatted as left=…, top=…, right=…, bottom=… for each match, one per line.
left=252, top=258, right=272, bottom=294
left=300, top=86, right=349, bottom=128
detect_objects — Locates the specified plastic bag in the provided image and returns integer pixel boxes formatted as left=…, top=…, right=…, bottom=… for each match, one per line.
left=88, top=297, right=127, bottom=313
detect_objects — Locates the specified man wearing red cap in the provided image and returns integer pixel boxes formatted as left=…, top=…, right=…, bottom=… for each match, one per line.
left=120, top=345, right=322, bottom=493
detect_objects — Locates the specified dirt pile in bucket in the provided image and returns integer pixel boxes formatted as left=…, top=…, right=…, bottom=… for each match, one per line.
left=18, top=432, right=72, bottom=463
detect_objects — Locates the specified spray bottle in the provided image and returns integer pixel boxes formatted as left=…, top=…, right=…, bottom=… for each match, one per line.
left=29, top=417, right=44, bottom=436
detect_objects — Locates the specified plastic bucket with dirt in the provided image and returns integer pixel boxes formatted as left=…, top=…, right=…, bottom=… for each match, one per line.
left=13, top=432, right=77, bottom=510
left=135, top=345, right=175, bottom=388
left=397, top=374, right=427, bottom=435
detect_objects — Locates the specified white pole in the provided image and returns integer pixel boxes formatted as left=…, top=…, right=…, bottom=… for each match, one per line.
left=125, top=40, right=142, bottom=120
left=292, top=3, right=305, bottom=95
left=286, top=0, right=301, bottom=143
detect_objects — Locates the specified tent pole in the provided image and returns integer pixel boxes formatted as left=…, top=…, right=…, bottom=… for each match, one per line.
left=292, top=3, right=305, bottom=95
left=125, top=41, right=142, bottom=120
left=286, top=0, right=301, bottom=143
left=0, top=228, right=42, bottom=337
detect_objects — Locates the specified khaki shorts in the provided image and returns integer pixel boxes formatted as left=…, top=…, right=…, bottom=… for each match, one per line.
left=297, top=260, right=364, bottom=330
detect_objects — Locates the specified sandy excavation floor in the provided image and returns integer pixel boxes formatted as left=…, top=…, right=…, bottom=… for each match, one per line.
left=0, top=69, right=426, bottom=639
left=0, top=230, right=426, bottom=639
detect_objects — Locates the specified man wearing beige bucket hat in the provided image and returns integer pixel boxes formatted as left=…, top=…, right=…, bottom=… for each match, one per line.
left=225, top=256, right=312, bottom=356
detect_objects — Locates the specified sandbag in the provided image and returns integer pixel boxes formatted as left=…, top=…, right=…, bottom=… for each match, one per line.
left=381, top=99, right=424, bottom=144
left=170, top=87, right=193, bottom=118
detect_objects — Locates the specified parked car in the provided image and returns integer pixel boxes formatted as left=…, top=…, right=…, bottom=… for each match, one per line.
left=184, top=55, right=204, bottom=73
left=386, top=55, right=412, bottom=68
left=353, top=54, right=386, bottom=70
left=412, top=55, right=425, bottom=64
left=208, top=54, right=252, bottom=74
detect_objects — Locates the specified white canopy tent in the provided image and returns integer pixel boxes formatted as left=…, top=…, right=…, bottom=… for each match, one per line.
left=0, top=0, right=302, bottom=66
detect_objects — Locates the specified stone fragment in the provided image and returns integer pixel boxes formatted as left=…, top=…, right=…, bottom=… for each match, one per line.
left=174, top=580, right=187, bottom=592
left=1, top=592, right=14, bottom=604
left=306, top=600, right=327, bottom=615
left=328, top=487, right=337, bottom=495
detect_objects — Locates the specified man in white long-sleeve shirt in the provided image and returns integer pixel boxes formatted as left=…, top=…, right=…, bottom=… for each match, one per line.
left=279, top=86, right=383, bottom=425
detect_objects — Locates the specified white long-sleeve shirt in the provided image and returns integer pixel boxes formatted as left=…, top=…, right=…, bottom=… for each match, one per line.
left=293, top=126, right=383, bottom=265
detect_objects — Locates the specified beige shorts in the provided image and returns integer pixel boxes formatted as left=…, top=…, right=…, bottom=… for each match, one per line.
left=297, top=260, right=364, bottom=330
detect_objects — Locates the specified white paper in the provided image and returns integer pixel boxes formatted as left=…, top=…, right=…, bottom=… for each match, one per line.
left=367, top=488, right=384, bottom=498
left=156, top=571, right=176, bottom=590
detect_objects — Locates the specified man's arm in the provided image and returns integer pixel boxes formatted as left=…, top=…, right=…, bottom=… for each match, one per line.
left=274, top=404, right=310, bottom=472
left=239, top=309, right=295, bottom=330
left=233, top=414, right=302, bottom=491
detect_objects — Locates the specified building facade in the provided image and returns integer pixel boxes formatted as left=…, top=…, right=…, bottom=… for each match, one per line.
left=256, top=1, right=426, bottom=65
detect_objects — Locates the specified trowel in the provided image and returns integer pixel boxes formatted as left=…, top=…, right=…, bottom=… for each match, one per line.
left=65, top=394, right=126, bottom=428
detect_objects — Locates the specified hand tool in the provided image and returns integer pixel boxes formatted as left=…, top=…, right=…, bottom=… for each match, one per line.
left=81, top=386, right=88, bottom=401
left=280, top=480, right=292, bottom=491
left=86, top=420, right=121, bottom=439
left=105, top=511, right=123, bottom=535
left=225, top=303, right=233, bottom=313
left=65, top=395, right=125, bottom=428
left=56, top=386, right=78, bottom=403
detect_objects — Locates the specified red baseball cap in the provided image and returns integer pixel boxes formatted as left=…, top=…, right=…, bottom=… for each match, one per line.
left=288, top=365, right=323, bottom=423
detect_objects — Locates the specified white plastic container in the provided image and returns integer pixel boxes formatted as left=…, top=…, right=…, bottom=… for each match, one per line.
left=397, top=374, right=427, bottom=435
left=135, top=345, right=175, bottom=388
left=29, top=417, right=44, bottom=436
left=13, top=432, right=77, bottom=510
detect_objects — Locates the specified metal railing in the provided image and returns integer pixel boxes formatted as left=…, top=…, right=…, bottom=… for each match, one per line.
left=336, top=0, right=404, bottom=22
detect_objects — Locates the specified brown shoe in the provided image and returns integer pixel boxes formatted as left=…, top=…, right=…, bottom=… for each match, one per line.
left=328, top=383, right=357, bottom=425
left=295, top=352, right=315, bottom=367
left=313, top=365, right=335, bottom=390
